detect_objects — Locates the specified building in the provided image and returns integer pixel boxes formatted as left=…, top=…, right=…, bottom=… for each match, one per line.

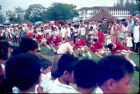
left=78, top=6, right=131, bottom=21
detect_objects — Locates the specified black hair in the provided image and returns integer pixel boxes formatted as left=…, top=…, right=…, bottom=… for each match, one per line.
left=74, top=59, right=98, bottom=88
left=107, top=43, right=113, bottom=50
left=90, top=26, right=93, bottom=29
left=19, top=38, right=38, bottom=53
left=0, top=41, right=12, bottom=60
left=0, top=36, right=5, bottom=41
left=5, top=53, right=40, bottom=91
left=39, top=58, right=52, bottom=70
left=93, top=38, right=98, bottom=42
left=132, top=14, right=136, bottom=16
left=102, top=18, right=106, bottom=21
left=57, top=54, right=78, bottom=77
left=97, top=55, right=134, bottom=86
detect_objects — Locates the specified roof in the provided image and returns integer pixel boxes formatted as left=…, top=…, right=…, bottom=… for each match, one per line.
left=79, top=6, right=130, bottom=11
left=86, top=10, right=116, bottom=22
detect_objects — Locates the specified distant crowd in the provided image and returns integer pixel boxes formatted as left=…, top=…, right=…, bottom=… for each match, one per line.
left=0, top=14, right=139, bottom=93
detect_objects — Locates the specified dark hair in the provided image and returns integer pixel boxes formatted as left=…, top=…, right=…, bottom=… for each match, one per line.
left=5, top=53, right=40, bottom=91
left=0, top=37, right=4, bottom=41
left=39, top=58, right=52, bottom=70
left=107, top=43, right=113, bottom=50
left=19, top=38, right=38, bottom=53
left=132, top=14, right=136, bottom=16
left=0, top=42, right=12, bottom=60
left=57, top=54, right=78, bottom=77
left=74, top=59, right=98, bottom=88
left=97, top=55, right=134, bottom=86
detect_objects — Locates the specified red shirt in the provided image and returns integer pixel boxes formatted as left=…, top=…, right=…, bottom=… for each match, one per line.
left=36, top=34, right=43, bottom=42
left=90, top=41, right=103, bottom=53
left=25, top=33, right=33, bottom=39
left=110, top=42, right=128, bottom=54
left=98, top=31, right=104, bottom=43
left=75, top=38, right=87, bottom=49
left=53, top=36, right=62, bottom=46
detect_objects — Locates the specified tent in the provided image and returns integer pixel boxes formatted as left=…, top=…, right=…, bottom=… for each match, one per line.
left=86, top=10, right=116, bottom=22
left=34, top=21, right=43, bottom=25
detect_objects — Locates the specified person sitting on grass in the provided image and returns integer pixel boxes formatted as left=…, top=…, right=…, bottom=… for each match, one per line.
left=74, top=59, right=98, bottom=93
left=75, top=37, right=92, bottom=59
left=0, top=53, right=41, bottom=93
left=13, top=38, right=38, bottom=55
left=95, top=55, right=134, bottom=94
left=47, top=54, right=78, bottom=93
left=108, top=42, right=139, bottom=72
left=89, top=38, right=108, bottom=58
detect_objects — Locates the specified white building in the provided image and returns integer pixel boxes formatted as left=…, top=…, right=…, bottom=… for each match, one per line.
left=78, top=6, right=131, bottom=21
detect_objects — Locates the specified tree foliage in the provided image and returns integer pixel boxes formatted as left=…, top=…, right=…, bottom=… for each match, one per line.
left=0, top=5, right=6, bottom=24
left=6, top=7, right=25, bottom=24
left=114, top=0, right=140, bottom=15
left=46, top=3, right=79, bottom=21
left=24, top=4, right=47, bottom=23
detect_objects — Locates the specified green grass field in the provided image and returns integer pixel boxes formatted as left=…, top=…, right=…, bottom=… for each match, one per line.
left=37, top=46, right=139, bottom=93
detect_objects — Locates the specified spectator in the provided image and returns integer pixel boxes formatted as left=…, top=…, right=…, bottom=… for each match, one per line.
left=74, top=59, right=98, bottom=93
left=95, top=55, right=134, bottom=94
left=1, top=53, right=40, bottom=93
left=99, top=18, right=108, bottom=34
left=47, top=54, right=78, bottom=93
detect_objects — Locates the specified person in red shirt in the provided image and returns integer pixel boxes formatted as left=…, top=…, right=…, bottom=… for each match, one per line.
left=75, top=37, right=92, bottom=59
left=89, top=38, right=108, bottom=58
left=108, top=42, right=139, bottom=72
left=98, top=28, right=104, bottom=43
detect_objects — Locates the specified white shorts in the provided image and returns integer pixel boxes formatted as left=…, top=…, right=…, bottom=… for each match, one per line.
left=41, top=38, right=47, bottom=43
left=121, top=50, right=130, bottom=55
left=97, top=49, right=106, bottom=55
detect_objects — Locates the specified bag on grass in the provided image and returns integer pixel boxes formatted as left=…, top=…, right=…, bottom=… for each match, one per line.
left=119, top=32, right=125, bottom=40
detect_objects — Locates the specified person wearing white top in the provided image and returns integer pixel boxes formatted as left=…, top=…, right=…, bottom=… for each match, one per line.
left=47, top=54, right=78, bottom=93
left=133, top=20, right=140, bottom=54
left=57, top=40, right=77, bottom=57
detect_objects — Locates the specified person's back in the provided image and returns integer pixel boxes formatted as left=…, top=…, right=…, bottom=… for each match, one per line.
left=95, top=55, right=134, bottom=94
left=4, top=53, right=41, bottom=93
left=74, top=59, right=98, bottom=93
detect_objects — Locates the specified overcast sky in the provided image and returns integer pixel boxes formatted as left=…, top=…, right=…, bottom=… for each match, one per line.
left=0, top=0, right=122, bottom=11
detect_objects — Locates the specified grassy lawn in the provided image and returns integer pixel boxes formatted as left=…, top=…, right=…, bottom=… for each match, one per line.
left=37, top=46, right=139, bottom=93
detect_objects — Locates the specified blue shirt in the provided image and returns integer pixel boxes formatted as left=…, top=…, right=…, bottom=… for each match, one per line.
left=128, top=21, right=135, bottom=33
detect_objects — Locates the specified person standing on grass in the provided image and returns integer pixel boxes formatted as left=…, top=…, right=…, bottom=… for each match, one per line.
left=133, top=20, right=140, bottom=55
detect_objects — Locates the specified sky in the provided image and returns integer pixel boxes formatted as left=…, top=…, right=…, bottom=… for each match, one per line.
left=0, top=0, right=120, bottom=11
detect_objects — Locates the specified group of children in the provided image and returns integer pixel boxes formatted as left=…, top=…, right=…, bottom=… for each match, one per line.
left=0, top=37, right=135, bottom=93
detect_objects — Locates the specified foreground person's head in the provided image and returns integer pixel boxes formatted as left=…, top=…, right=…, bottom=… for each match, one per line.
left=97, top=55, right=134, bottom=93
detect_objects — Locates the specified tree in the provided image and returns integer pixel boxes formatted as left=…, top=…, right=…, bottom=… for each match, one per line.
left=0, top=5, right=6, bottom=24
left=24, top=4, right=47, bottom=23
left=46, top=3, right=79, bottom=21
left=6, top=7, right=25, bottom=24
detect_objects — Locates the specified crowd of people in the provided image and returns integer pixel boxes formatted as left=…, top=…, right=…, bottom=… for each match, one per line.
left=0, top=14, right=139, bottom=93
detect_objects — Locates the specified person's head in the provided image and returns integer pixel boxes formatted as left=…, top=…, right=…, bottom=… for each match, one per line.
left=39, top=58, right=52, bottom=73
left=97, top=55, right=134, bottom=93
left=0, top=37, right=5, bottom=42
left=102, top=18, right=107, bottom=24
left=128, top=33, right=131, bottom=37
left=128, top=16, right=132, bottom=22
left=98, top=28, right=102, bottom=32
left=0, top=41, right=13, bottom=60
left=134, top=20, right=139, bottom=26
left=107, top=43, right=116, bottom=50
left=19, top=38, right=38, bottom=55
left=75, top=37, right=80, bottom=42
left=69, top=39, right=74, bottom=46
left=74, top=59, right=98, bottom=92
left=57, top=54, right=78, bottom=84
left=90, top=26, right=93, bottom=30
left=5, top=53, right=41, bottom=92
left=132, top=14, right=136, bottom=20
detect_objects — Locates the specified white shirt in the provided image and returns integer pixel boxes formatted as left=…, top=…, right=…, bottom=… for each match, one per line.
left=57, top=42, right=73, bottom=54
left=61, top=28, right=67, bottom=38
left=94, top=87, right=103, bottom=94
left=133, top=25, right=139, bottom=43
left=47, top=78, right=76, bottom=93
left=80, top=27, right=86, bottom=36
left=40, top=72, right=54, bottom=92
